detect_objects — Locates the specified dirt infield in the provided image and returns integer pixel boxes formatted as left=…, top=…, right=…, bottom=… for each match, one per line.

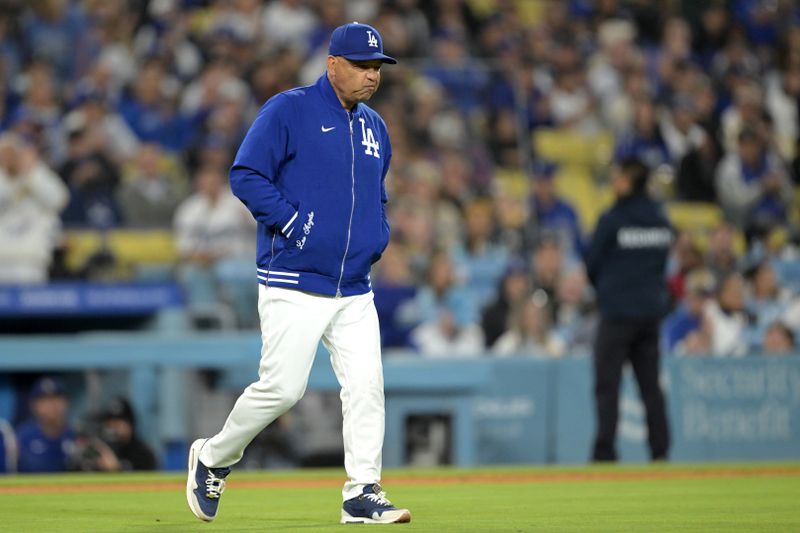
left=3, top=466, right=799, bottom=495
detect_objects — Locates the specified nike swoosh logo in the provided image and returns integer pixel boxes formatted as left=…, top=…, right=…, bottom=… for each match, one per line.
left=321, top=126, right=336, bottom=132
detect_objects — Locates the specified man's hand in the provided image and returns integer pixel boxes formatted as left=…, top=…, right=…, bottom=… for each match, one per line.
left=17, top=143, right=38, bottom=175
left=439, top=311, right=458, bottom=339
left=187, top=251, right=219, bottom=267
left=93, top=438, right=122, bottom=472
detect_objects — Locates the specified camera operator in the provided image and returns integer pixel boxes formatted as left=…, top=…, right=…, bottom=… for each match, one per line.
left=69, top=396, right=157, bottom=472
left=96, top=397, right=157, bottom=471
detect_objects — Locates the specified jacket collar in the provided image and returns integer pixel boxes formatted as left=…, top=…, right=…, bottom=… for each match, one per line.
left=316, top=73, right=359, bottom=113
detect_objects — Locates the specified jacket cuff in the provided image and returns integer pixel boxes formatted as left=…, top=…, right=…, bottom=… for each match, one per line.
left=280, top=210, right=298, bottom=238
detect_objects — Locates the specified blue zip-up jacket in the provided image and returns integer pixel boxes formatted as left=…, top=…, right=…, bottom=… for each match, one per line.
left=230, top=74, right=391, bottom=297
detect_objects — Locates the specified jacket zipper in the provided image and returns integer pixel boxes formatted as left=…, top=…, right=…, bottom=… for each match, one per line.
left=336, top=111, right=356, bottom=298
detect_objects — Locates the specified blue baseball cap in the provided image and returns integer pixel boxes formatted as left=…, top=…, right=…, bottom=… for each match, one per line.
left=328, top=22, right=397, bottom=64
left=530, top=160, right=558, bottom=180
left=29, top=377, right=67, bottom=400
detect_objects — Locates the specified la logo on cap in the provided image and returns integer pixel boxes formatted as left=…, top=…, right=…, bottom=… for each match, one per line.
left=328, top=22, right=397, bottom=64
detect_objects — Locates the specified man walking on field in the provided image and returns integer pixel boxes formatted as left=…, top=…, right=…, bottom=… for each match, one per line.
left=186, top=23, right=410, bottom=525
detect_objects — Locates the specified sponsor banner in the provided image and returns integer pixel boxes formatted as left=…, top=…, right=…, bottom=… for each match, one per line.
left=0, top=282, right=183, bottom=316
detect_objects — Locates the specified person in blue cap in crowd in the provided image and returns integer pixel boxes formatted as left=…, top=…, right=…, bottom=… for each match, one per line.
left=15, top=377, right=76, bottom=473
left=528, top=159, right=583, bottom=260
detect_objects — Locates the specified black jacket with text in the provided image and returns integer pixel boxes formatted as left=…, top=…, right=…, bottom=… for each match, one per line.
left=584, top=193, right=673, bottom=320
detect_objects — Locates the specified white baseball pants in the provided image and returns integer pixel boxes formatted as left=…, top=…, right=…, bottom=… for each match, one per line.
left=199, top=285, right=385, bottom=500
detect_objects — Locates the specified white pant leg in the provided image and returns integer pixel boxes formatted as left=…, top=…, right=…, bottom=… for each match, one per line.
left=200, top=286, right=336, bottom=467
left=321, top=291, right=385, bottom=501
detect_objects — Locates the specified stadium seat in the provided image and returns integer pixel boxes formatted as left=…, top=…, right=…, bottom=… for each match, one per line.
left=665, top=202, right=747, bottom=254
left=533, top=129, right=614, bottom=169
left=554, top=168, right=613, bottom=232
left=494, top=167, right=528, bottom=199
left=666, top=202, right=723, bottom=231
left=65, top=230, right=179, bottom=277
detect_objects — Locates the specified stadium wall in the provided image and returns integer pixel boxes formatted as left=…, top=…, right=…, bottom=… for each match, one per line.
left=1, top=333, right=798, bottom=467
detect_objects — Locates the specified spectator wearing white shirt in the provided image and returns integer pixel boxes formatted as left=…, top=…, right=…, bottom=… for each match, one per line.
left=0, top=134, right=68, bottom=214
left=493, top=297, right=565, bottom=358
left=703, top=272, right=749, bottom=357
left=261, top=0, right=318, bottom=55
left=408, top=251, right=484, bottom=357
left=715, top=127, right=794, bottom=233
left=0, top=134, right=68, bottom=283
left=174, top=166, right=256, bottom=327
left=660, top=93, right=706, bottom=164
left=764, top=65, right=800, bottom=160
left=550, top=64, right=599, bottom=135
left=410, top=312, right=485, bottom=357
left=69, top=90, right=141, bottom=164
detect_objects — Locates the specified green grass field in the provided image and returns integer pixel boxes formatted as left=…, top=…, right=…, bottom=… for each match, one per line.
left=2, top=463, right=798, bottom=532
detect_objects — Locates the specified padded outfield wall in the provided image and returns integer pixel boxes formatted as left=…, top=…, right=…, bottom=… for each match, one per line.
left=1, top=334, right=798, bottom=466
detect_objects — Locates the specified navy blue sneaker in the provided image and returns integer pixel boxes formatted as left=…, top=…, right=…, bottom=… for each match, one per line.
left=186, top=438, right=231, bottom=522
left=341, top=483, right=411, bottom=524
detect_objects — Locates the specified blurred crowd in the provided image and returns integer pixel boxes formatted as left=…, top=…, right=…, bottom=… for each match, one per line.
left=1, top=0, right=799, bottom=357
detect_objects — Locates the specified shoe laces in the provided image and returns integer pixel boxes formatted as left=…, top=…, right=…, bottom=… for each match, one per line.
left=204, top=467, right=230, bottom=499
left=364, top=489, right=392, bottom=507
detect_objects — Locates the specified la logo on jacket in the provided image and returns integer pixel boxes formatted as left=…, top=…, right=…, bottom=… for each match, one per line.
left=359, top=118, right=380, bottom=158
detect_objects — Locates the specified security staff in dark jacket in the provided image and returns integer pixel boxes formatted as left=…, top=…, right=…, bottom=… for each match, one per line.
left=584, top=157, right=671, bottom=461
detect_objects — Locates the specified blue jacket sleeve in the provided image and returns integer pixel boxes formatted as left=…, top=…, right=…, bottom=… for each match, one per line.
left=229, top=95, right=298, bottom=235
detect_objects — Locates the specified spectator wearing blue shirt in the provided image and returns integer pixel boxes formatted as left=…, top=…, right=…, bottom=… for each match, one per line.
left=527, top=160, right=583, bottom=259
left=450, top=199, right=508, bottom=312
left=117, top=60, right=205, bottom=152
left=422, top=32, right=487, bottom=115
left=6, top=63, right=66, bottom=165
left=0, top=15, right=22, bottom=86
left=371, top=243, right=418, bottom=349
left=733, top=0, right=782, bottom=49
left=613, top=98, right=671, bottom=170
left=16, top=377, right=75, bottom=473
left=744, top=261, right=795, bottom=347
left=663, top=269, right=716, bottom=353
left=409, top=250, right=484, bottom=355
left=21, top=0, right=90, bottom=83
